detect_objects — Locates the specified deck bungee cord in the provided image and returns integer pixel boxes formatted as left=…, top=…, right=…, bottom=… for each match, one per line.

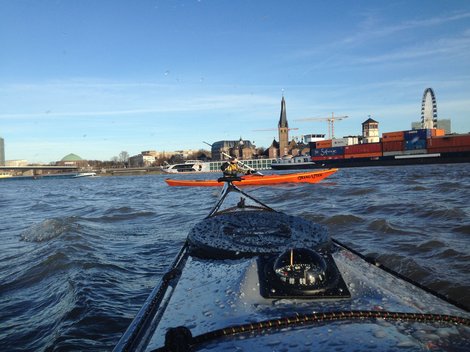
left=152, top=311, right=470, bottom=352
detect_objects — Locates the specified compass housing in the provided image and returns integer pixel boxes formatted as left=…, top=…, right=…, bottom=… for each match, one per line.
left=258, top=248, right=350, bottom=299
left=274, top=248, right=328, bottom=289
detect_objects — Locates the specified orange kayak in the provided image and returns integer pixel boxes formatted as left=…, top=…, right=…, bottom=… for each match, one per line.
left=165, top=169, right=338, bottom=187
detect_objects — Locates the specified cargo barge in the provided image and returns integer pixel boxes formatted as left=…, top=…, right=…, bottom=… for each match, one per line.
left=271, top=129, right=470, bottom=170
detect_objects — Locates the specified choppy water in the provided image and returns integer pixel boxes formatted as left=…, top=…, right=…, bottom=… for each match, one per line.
left=1, top=164, right=469, bottom=351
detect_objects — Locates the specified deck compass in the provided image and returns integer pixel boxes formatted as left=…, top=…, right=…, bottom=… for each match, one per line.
left=274, top=248, right=327, bottom=287
left=258, top=247, right=351, bottom=299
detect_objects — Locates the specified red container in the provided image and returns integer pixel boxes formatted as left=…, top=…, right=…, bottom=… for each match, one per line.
left=344, top=152, right=382, bottom=159
left=426, top=146, right=470, bottom=153
left=427, top=135, right=470, bottom=149
left=382, top=131, right=404, bottom=142
left=382, top=141, right=404, bottom=152
left=316, top=140, right=333, bottom=148
left=344, top=143, right=382, bottom=154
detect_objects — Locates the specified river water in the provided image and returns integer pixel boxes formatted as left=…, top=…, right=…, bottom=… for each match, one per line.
left=1, top=164, right=469, bottom=351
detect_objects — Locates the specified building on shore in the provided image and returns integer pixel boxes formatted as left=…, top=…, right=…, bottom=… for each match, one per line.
left=266, top=96, right=310, bottom=158
left=5, top=159, right=28, bottom=167
left=362, top=118, right=380, bottom=144
left=210, top=139, right=256, bottom=161
left=278, top=96, right=289, bottom=157
left=56, top=153, right=89, bottom=168
left=129, top=149, right=209, bottom=167
left=129, top=151, right=159, bottom=167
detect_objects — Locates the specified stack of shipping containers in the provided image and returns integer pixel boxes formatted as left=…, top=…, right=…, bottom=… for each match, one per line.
left=382, top=131, right=404, bottom=156
left=343, top=143, right=382, bottom=159
left=427, top=134, right=470, bottom=154
left=309, top=128, right=470, bottom=162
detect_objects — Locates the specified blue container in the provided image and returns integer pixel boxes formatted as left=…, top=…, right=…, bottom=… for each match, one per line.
left=312, top=147, right=345, bottom=157
left=404, top=129, right=431, bottom=141
left=405, top=139, right=427, bottom=150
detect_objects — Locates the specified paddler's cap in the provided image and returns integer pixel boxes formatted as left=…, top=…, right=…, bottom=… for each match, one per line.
left=230, top=157, right=238, bottom=163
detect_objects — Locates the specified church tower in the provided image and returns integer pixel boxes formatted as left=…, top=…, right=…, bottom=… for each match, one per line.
left=278, top=96, right=289, bottom=157
left=362, top=117, right=380, bottom=144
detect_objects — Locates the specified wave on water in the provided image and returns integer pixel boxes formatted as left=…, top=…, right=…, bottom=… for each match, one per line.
left=408, top=185, right=429, bottom=191
left=19, top=217, right=80, bottom=242
left=322, top=213, right=364, bottom=226
left=1, top=166, right=470, bottom=351
left=435, top=181, right=463, bottom=191
left=418, top=207, right=467, bottom=220
left=342, top=187, right=375, bottom=196
left=367, top=219, right=410, bottom=234
left=86, top=206, right=156, bottom=222
left=454, top=224, right=470, bottom=234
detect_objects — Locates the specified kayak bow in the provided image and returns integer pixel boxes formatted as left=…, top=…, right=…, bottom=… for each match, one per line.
left=115, top=177, right=470, bottom=352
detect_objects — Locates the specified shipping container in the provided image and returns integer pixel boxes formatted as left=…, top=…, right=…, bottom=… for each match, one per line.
left=331, top=137, right=358, bottom=147
left=332, top=138, right=348, bottom=147
left=382, top=141, right=404, bottom=152
left=404, top=129, right=434, bottom=141
left=312, top=147, right=345, bottom=157
left=425, top=146, right=470, bottom=153
left=344, top=143, right=382, bottom=154
left=315, top=139, right=333, bottom=148
left=382, top=131, right=404, bottom=142
left=427, top=134, right=470, bottom=149
left=431, top=129, right=446, bottom=137
left=405, top=139, right=427, bottom=150
left=312, top=155, right=345, bottom=161
left=344, top=152, right=382, bottom=159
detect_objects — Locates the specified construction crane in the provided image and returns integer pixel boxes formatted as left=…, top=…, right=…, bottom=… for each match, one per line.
left=295, top=112, right=348, bottom=139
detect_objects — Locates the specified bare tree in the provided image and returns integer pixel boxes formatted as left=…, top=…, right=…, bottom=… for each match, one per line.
left=118, top=151, right=129, bottom=165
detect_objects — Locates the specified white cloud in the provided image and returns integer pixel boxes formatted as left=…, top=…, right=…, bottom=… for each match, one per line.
left=0, top=80, right=278, bottom=120
left=342, top=11, right=470, bottom=46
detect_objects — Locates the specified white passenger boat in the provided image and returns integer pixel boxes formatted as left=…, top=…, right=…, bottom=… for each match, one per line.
left=160, top=160, right=207, bottom=173
left=73, top=172, right=97, bottom=178
left=114, top=177, right=470, bottom=351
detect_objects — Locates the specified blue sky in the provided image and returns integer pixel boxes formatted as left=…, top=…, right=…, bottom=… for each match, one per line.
left=1, top=0, right=470, bottom=163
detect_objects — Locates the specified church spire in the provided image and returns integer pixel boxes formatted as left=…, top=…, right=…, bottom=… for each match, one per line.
left=278, top=95, right=288, bottom=128
left=278, top=95, right=289, bottom=157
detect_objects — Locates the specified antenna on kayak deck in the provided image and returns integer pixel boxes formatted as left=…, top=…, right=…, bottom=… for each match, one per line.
left=206, top=177, right=275, bottom=218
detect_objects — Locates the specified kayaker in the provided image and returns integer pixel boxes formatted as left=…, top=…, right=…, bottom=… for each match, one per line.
left=221, top=157, right=252, bottom=176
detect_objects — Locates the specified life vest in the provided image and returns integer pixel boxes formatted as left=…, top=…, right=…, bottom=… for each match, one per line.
left=223, top=162, right=242, bottom=175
